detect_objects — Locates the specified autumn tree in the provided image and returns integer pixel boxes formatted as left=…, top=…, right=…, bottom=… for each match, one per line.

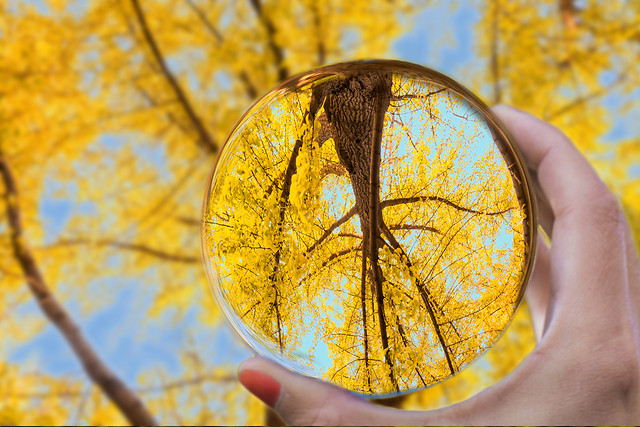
left=2, top=0, right=638, bottom=424
left=203, top=63, right=534, bottom=395
left=1, top=0, right=434, bottom=424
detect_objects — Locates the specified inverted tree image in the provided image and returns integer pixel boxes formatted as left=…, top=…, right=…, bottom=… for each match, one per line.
left=203, top=62, right=534, bottom=395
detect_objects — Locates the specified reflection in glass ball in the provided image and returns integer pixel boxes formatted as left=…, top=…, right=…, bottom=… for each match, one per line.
left=202, top=60, right=536, bottom=396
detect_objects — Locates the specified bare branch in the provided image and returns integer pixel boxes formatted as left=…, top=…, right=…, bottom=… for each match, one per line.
left=390, top=88, right=446, bottom=103
left=381, top=195, right=512, bottom=216
left=43, top=239, right=199, bottom=264
left=249, top=0, right=288, bottom=81
left=304, top=205, right=357, bottom=256
left=319, top=244, right=362, bottom=269
left=185, top=0, right=258, bottom=99
left=0, top=154, right=157, bottom=426
left=130, top=0, right=218, bottom=153
left=388, top=223, right=442, bottom=234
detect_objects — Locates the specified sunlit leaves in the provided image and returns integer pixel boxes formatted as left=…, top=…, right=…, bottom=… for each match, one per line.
left=204, top=65, right=531, bottom=395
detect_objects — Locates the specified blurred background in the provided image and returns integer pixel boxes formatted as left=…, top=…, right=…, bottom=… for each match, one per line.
left=0, top=0, right=638, bottom=424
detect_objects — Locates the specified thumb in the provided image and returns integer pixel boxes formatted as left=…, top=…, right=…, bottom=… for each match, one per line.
left=237, top=357, right=459, bottom=426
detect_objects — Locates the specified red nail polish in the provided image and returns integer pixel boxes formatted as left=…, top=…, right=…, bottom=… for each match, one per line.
left=239, top=369, right=281, bottom=407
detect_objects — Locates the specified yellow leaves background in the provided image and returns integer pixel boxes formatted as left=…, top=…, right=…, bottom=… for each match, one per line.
left=0, top=0, right=638, bottom=424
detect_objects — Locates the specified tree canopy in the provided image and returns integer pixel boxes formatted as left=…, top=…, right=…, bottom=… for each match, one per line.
left=1, top=0, right=638, bottom=424
left=204, top=62, right=534, bottom=395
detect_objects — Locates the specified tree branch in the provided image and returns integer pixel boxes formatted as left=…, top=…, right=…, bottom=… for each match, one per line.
left=388, top=223, right=442, bottom=234
left=13, top=372, right=237, bottom=400
left=304, top=205, right=357, bottom=256
left=490, top=0, right=502, bottom=104
left=310, top=2, right=326, bottom=65
left=0, top=155, right=157, bottom=426
left=545, top=74, right=625, bottom=120
left=360, top=240, right=371, bottom=393
left=265, top=104, right=320, bottom=351
left=320, top=161, right=348, bottom=179
left=43, top=239, right=199, bottom=264
left=369, top=78, right=398, bottom=391
left=184, top=0, right=258, bottom=99
left=318, top=244, right=362, bottom=269
left=249, top=0, right=288, bottom=81
left=390, top=88, right=447, bottom=103
left=130, top=0, right=218, bottom=153
left=381, top=195, right=512, bottom=216
left=380, top=224, right=455, bottom=375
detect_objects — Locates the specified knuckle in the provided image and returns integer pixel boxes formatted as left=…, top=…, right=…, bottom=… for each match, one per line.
left=588, top=183, right=624, bottom=225
left=302, top=407, right=346, bottom=426
left=573, top=324, right=640, bottom=400
left=560, top=181, right=625, bottom=236
left=285, top=392, right=351, bottom=426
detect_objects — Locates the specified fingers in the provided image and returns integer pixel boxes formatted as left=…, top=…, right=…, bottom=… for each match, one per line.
left=493, top=105, right=610, bottom=222
left=238, top=357, right=461, bottom=426
left=493, top=105, right=629, bottom=335
left=239, top=357, right=384, bottom=425
left=526, top=235, right=551, bottom=342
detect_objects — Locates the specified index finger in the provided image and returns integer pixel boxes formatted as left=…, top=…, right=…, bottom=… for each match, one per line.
left=493, top=105, right=629, bottom=335
left=493, top=105, right=613, bottom=220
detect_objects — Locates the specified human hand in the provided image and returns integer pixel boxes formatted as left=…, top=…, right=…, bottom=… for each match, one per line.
left=237, top=105, right=640, bottom=425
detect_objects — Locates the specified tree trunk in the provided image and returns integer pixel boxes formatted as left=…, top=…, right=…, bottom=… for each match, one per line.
left=318, top=72, right=397, bottom=389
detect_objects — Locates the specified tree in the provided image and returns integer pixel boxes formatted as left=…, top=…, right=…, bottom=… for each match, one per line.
left=203, top=63, right=533, bottom=395
left=2, top=0, right=638, bottom=424
left=1, top=0, right=433, bottom=424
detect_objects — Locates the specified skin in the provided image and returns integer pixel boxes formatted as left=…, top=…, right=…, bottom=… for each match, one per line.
left=238, top=105, right=640, bottom=425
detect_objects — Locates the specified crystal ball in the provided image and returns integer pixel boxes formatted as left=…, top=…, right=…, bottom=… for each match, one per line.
left=202, top=60, right=536, bottom=396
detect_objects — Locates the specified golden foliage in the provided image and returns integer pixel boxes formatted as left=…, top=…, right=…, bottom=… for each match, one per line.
left=0, top=0, right=638, bottom=424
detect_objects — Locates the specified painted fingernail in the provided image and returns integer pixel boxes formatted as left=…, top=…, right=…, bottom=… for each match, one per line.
left=238, top=369, right=281, bottom=408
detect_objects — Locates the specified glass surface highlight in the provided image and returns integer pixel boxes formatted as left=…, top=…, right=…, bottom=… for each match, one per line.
left=202, top=60, right=536, bottom=396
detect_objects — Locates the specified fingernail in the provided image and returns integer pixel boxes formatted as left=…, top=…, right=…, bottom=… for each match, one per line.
left=238, top=368, right=281, bottom=408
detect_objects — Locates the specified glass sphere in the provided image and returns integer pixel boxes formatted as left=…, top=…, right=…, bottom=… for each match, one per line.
left=202, top=60, right=536, bottom=396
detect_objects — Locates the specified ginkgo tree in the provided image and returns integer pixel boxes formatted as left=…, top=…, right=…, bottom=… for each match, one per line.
left=1, top=0, right=638, bottom=424
left=1, top=0, right=437, bottom=424
left=203, top=63, right=534, bottom=395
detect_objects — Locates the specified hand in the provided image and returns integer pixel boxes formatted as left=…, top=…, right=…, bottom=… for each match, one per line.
left=237, top=105, right=640, bottom=425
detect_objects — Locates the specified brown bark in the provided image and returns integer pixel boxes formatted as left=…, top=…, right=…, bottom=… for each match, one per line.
left=320, top=72, right=399, bottom=390
left=0, top=154, right=157, bottom=426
